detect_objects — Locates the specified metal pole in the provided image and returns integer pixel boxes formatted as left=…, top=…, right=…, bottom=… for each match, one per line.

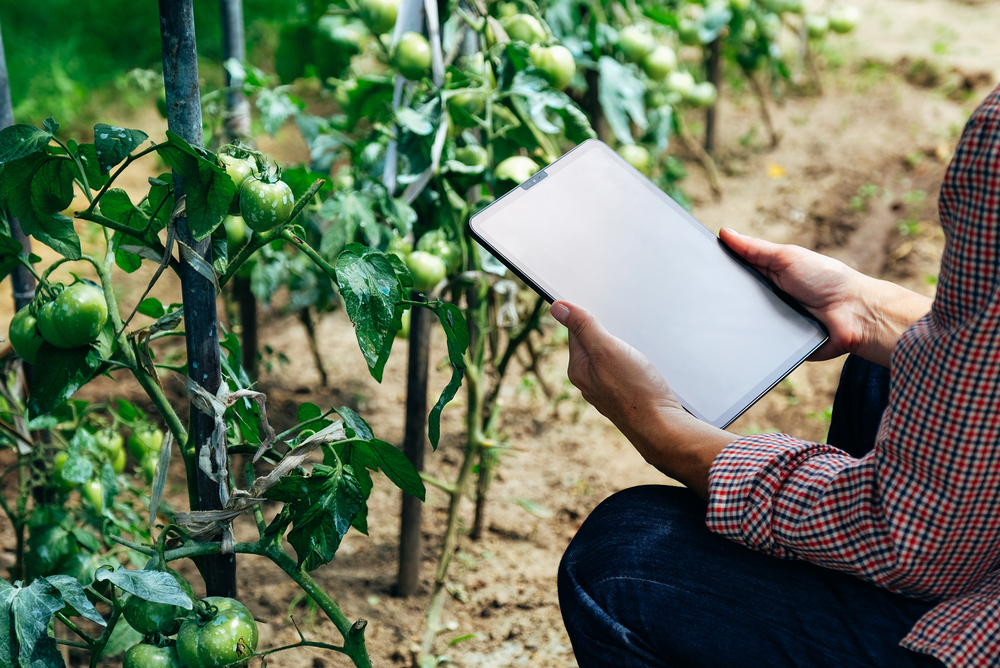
left=219, top=0, right=258, bottom=377
left=704, top=37, right=721, bottom=156
left=158, top=0, right=236, bottom=597
left=395, top=303, right=431, bottom=596
left=0, top=21, right=36, bottom=312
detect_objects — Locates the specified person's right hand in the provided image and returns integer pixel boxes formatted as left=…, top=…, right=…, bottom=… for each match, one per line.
left=719, top=228, right=931, bottom=366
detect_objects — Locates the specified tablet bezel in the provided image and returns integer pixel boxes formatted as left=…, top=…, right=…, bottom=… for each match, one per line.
left=468, top=139, right=828, bottom=428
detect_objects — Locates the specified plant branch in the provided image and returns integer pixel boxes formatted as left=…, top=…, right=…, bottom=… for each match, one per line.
left=56, top=612, right=97, bottom=645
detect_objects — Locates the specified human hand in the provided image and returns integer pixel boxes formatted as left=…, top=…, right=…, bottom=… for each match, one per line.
left=719, top=228, right=932, bottom=366
left=720, top=228, right=876, bottom=362
left=550, top=301, right=734, bottom=496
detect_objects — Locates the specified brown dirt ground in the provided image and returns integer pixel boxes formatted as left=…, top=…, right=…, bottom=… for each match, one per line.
left=4, top=1, right=1000, bottom=666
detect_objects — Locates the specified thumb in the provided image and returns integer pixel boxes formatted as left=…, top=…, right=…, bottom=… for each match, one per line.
left=719, top=227, right=784, bottom=274
left=551, top=301, right=607, bottom=352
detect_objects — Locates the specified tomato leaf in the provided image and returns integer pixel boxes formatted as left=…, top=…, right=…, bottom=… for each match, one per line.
left=99, top=462, right=119, bottom=518
left=319, top=191, right=378, bottom=257
left=327, top=406, right=422, bottom=497
left=395, top=98, right=440, bottom=137
left=322, top=443, right=371, bottom=534
left=508, top=71, right=596, bottom=145
left=27, top=344, right=104, bottom=419
left=137, top=298, right=166, bottom=319
left=0, top=577, right=66, bottom=668
left=0, top=153, right=81, bottom=260
left=0, top=124, right=52, bottom=164
left=0, top=232, right=23, bottom=283
left=63, top=429, right=97, bottom=484
left=597, top=56, right=648, bottom=146
left=335, top=244, right=400, bottom=381
left=156, top=132, right=236, bottom=241
left=297, top=403, right=323, bottom=423
left=366, top=439, right=424, bottom=500
left=100, top=189, right=147, bottom=273
left=336, top=405, right=373, bottom=440
left=95, top=569, right=193, bottom=608
left=93, top=124, right=149, bottom=173
left=426, top=302, right=469, bottom=448
left=256, top=87, right=303, bottom=137
left=43, top=575, right=106, bottom=626
left=264, top=464, right=364, bottom=571
left=141, top=173, right=175, bottom=232
left=73, top=143, right=110, bottom=191
left=341, top=76, right=394, bottom=132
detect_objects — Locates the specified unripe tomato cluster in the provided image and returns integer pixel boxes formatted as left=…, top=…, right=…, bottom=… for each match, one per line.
left=218, top=152, right=295, bottom=234
left=123, top=588, right=259, bottom=668
left=9, top=283, right=108, bottom=363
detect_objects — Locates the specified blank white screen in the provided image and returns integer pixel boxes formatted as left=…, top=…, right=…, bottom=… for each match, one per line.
left=471, top=141, right=825, bottom=425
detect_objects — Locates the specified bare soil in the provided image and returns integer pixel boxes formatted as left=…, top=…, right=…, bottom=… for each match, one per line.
left=4, top=1, right=1000, bottom=666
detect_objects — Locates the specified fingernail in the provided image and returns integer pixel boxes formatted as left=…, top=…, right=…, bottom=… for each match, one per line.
left=722, top=227, right=740, bottom=236
left=550, top=302, right=569, bottom=324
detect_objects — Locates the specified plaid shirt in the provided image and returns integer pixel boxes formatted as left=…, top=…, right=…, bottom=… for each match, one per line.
left=706, top=84, right=1000, bottom=668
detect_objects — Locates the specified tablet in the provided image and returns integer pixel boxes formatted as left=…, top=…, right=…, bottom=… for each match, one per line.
left=468, top=139, right=828, bottom=428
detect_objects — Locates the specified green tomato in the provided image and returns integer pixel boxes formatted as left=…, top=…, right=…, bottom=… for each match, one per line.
left=358, top=0, right=399, bottom=34
left=417, top=231, right=462, bottom=274
left=95, top=428, right=124, bottom=457
left=528, top=44, right=575, bottom=91
left=123, top=568, right=195, bottom=636
left=8, top=306, right=44, bottom=363
left=177, top=597, right=259, bottom=668
left=497, top=2, right=518, bottom=19
left=405, top=251, right=447, bottom=293
left=687, top=81, right=718, bottom=108
left=455, top=144, right=489, bottom=168
left=81, top=480, right=103, bottom=512
left=495, top=156, right=540, bottom=184
left=396, top=308, right=411, bottom=340
left=220, top=155, right=258, bottom=216
left=239, top=178, right=295, bottom=233
left=641, top=45, right=677, bottom=81
left=113, top=448, right=127, bottom=475
left=617, top=144, right=651, bottom=175
left=677, top=18, right=701, bottom=46
left=123, top=643, right=183, bottom=668
left=395, top=32, right=432, bottom=80
left=666, top=70, right=696, bottom=97
left=617, top=25, right=655, bottom=62
left=53, top=452, right=75, bottom=493
left=128, top=425, right=165, bottom=460
left=224, top=215, right=248, bottom=251
left=386, top=235, right=413, bottom=262
left=502, top=14, right=547, bottom=44
left=805, top=14, right=829, bottom=39
left=828, top=5, right=859, bottom=33
left=448, top=91, right=486, bottom=127
left=36, top=283, right=108, bottom=349
left=141, top=456, right=158, bottom=484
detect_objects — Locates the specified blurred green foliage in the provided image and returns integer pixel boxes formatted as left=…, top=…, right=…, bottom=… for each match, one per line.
left=0, top=0, right=299, bottom=130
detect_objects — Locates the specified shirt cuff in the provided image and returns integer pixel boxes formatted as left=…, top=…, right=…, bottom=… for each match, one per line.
left=706, top=433, right=840, bottom=558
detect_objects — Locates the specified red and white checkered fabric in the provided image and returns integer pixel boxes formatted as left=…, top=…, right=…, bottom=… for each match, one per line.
left=707, top=84, right=1000, bottom=667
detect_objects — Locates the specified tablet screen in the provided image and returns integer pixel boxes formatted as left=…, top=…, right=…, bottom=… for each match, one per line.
left=469, top=140, right=827, bottom=427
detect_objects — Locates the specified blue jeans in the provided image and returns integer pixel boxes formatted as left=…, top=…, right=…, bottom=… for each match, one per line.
left=558, top=356, right=945, bottom=667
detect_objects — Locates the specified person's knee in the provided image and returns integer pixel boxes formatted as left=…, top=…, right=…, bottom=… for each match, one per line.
left=559, top=485, right=703, bottom=595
